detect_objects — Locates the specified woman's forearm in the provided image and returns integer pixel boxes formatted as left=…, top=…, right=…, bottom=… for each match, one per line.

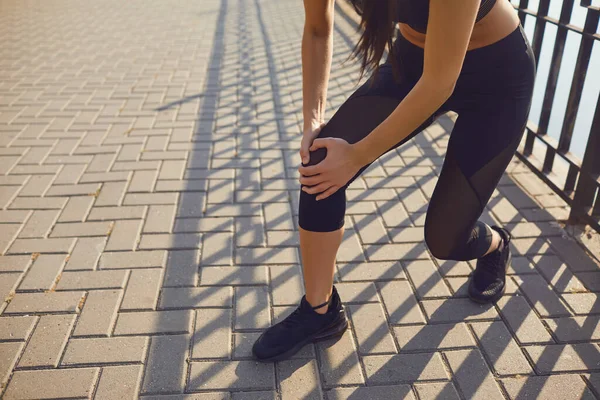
left=353, top=78, right=453, bottom=165
left=302, top=29, right=333, bottom=132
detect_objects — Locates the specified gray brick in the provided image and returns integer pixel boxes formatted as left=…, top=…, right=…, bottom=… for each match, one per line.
left=378, top=281, right=425, bottom=324
left=502, top=375, right=594, bottom=400
left=0, top=210, right=30, bottom=224
left=353, top=214, right=389, bottom=244
left=105, top=220, right=142, bottom=251
left=338, top=261, right=405, bottom=281
left=0, top=273, right=19, bottom=303
left=118, top=143, right=143, bottom=161
left=545, top=316, right=600, bottom=341
left=142, top=334, right=190, bottom=394
left=129, top=170, right=158, bottom=192
left=0, top=255, right=31, bottom=272
left=163, top=249, right=199, bottom=286
left=95, top=365, right=143, bottom=400
left=64, top=237, right=106, bottom=270
left=192, top=308, right=232, bottom=359
left=115, top=310, right=192, bottom=335
left=57, top=270, right=127, bottom=290
left=562, top=293, right=600, bottom=314
left=349, top=303, right=396, bottom=355
left=8, top=237, right=75, bottom=254
left=95, top=181, right=127, bottom=206
left=73, top=290, right=122, bottom=336
left=121, top=269, right=162, bottom=310
left=317, top=331, right=364, bottom=387
left=366, top=243, right=429, bottom=261
left=88, top=205, right=146, bottom=220
left=333, top=282, right=378, bottom=304
left=19, top=174, right=54, bottom=196
left=270, top=264, right=303, bottom=306
left=124, top=192, right=178, bottom=206
left=327, top=385, right=415, bottom=400
left=100, top=250, right=166, bottom=269
left=445, top=349, right=504, bottom=400
left=404, top=259, right=450, bottom=298
left=201, top=232, right=233, bottom=266
left=200, top=266, right=267, bottom=286
left=53, top=164, right=86, bottom=185
left=0, top=316, right=36, bottom=340
left=533, top=254, right=586, bottom=293
left=233, top=332, right=263, bottom=360
left=57, top=196, right=95, bottom=222
left=471, top=321, right=533, bottom=376
left=144, top=205, right=176, bottom=233
left=158, top=160, right=186, bottom=180
left=263, top=203, right=294, bottom=231
left=546, top=235, right=599, bottom=272
left=278, top=359, right=322, bottom=400
left=187, top=361, right=274, bottom=391
left=0, top=342, right=23, bottom=387
left=0, top=187, right=20, bottom=210
left=46, top=183, right=100, bottom=197
left=18, top=314, right=75, bottom=367
left=79, top=171, right=131, bottom=183
left=139, top=233, right=203, bottom=250
left=513, top=275, right=571, bottom=317
left=174, top=217, right=232, bottom=233
left=19, top=254, right=65, bottom=291
left=62, top=337, right=148, bottom=365
left=422, top=299, right=499, bottom=322
left=235, top=286, right=270, bottom=330
left=394, top=323, right=475, bottom=351
left=363, top=353, right=448, bottom=384
left=235, top=247, right=299, bottom=265
left=204, top=203, right=261, bottom=217
left=525, top=344, right=600, bottom=373
left=4, top=291, right=84, bottom=314
left=3, top=368, right=99, bottom=400
left=113, top=160, right=161, bottom=171
left=156, top=179, right=207, bottom=192
left=496, top=295, right=553, bottom=344
left=414, top=383, right=460, bottom=400
left=0, top=224, right=20, bottom=254
left=235, top=217, right=265, bottom=247
left=51, top=221, right=112, bottom=237
left=19, top=210, right=60, bottom=238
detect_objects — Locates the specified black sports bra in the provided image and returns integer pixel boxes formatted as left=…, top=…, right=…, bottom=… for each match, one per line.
left=397, top=0, right=497, bottom=33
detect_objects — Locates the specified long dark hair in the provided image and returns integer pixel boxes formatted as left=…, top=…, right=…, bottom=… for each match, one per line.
left=349, top=0, right=398, bottom=80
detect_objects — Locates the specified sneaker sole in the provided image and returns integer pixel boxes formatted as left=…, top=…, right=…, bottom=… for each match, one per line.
left=253, top=314, right=349, bottom=363
left=468, top=251, right=511, bottom=305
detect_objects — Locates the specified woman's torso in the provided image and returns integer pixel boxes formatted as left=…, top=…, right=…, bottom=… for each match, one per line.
left=397, top=0, right=521, bottom=50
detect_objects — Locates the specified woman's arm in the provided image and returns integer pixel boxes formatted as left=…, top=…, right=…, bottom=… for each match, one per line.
left=299, top=0, right=483, bottom=201
left=352, top=0, right=481, bottom=165
left=300, top=0, right=335, bottom=164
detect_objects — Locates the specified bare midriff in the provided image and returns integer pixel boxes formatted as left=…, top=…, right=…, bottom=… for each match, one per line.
left=398, top=0, right=521, bottom=50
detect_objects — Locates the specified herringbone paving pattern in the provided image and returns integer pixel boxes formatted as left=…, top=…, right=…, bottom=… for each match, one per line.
left=1, top=0, right=600, bottom=398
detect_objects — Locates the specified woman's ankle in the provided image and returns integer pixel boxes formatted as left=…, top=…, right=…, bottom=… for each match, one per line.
left=306, top=288, right=333, bottom=314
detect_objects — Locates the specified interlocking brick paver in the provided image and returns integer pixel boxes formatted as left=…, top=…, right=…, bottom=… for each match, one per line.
left=19, top=210, right=60, bottom=238
left=502, top=375, right=595, bottom=400
left=0, top=316, right=36, bottom=340
left=18, top=254, right=65, bottom=291
left=8, top=237, right=75, bottom=254
left=105, top=219, right=143, bottom=251
left=317, top=331, right=364, bottom=387
left=187, top=361, right=275, bottom=391
left=0, top=255, right=31, bottom=273
left=278, top=359, right=323, bottom=400
left=142, top=334, right=190, bottom=394
left=56, top=270, right=127, bottom=290
left=73, top=290, right=122, bottom=336
left=192, top=308, right=232, bottom=359
left=4, top=291, right=85, bottom=314
left=114, top=310, right=192, bottom=335
left=363, top=353, right=448, bottom=384
left=3, top=368, right=99, bottom=400
left=394, top=323, right=475, bottom=351
left=95, top=365, right=143, bottom=400
left=445, top=349, right=504, bottom=400
left=378, top=280, right=425, bottom=324
left=18, top=314, right=75, bottom=367
left=121, top=269, right=162, bottom=310
left=496, top=295, right=554, bottom=344
left=525, top=344, right=600, bottom=373
left=326, top=386, right=415, bottom=400
left=64, top=237, right=106, bottom=270
left=348, top=303, right=396, bottom=355
left=100, top=250, right=166, bottom=269
left=414, top=382, right=460, bottom=400
left=0, top=342, right=23, bottom=387
left=62, top=337, right=148, bottom=365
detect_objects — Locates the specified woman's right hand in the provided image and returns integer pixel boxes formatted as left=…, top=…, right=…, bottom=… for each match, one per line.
left=300, top=122, right=326, bottom=165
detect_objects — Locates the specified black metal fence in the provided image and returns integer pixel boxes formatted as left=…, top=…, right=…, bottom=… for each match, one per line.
left=514, top=0, right=600, bottom=231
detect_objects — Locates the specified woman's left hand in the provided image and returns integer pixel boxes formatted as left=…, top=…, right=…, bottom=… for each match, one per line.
left=298, top=138, right=365, bottom=201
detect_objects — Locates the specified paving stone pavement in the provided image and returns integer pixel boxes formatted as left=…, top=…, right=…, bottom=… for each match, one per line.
left=1, top=0, right=600, bottom=399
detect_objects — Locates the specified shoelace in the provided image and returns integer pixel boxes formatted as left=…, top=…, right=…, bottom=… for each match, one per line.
left=281, top=305, right=309, bottom=328
left=478, top=244, right=504, bottom=278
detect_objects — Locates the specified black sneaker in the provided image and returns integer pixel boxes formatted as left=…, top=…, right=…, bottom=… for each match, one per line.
left=252, top=286, right=348, bottom=362
left=468, top=226, right=512, bottom=304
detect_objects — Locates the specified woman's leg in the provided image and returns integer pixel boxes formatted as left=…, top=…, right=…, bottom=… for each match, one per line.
left=424, top=102, right=529, bottom=302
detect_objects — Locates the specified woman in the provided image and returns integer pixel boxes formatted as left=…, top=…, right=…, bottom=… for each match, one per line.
left=253, top=0, right=535, bottom=362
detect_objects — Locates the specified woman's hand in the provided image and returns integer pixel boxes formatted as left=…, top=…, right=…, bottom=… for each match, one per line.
left=298, top=137, right=364, bottom=201
left=300, top=122, right=326, bottom=165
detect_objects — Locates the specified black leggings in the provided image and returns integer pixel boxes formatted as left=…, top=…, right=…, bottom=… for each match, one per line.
left=299, top=25, right=536, bottom=261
